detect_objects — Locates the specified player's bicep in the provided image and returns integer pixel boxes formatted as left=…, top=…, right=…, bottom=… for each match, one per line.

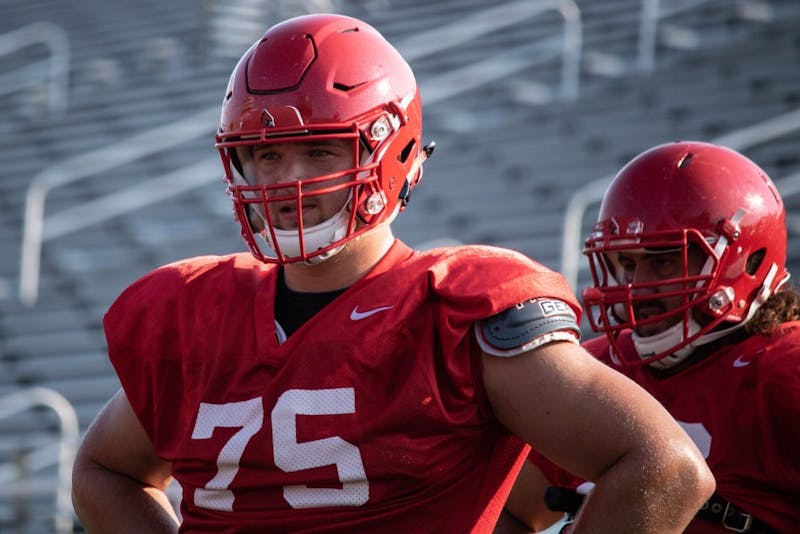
left=482, top=340, right=683, bottom=483
left=76, top=388, right=172, bottom=490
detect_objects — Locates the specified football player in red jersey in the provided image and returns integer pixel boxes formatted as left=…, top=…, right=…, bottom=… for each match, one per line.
left=71, top=15, right=713, bottom=534
left=505, top=141, right=800, bottom=533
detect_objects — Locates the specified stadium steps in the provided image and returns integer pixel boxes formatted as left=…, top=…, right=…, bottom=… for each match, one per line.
left=0, top=0, right=799, bottom=530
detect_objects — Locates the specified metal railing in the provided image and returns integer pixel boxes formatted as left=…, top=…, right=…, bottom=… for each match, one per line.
left=398, top=0, right=582, bottom=101
left=18, top=107, right=222, bottom=306
left=559, top=106, right=800, bottom=291
left=0, top=21, right=70, bottom=114
left=777, top=171, right=800, bottom=199
left=0, top=387, right=79, bottom=534
left=636, top=0, right=764, bottom=72
left=17, top=1, right=583, bottom=306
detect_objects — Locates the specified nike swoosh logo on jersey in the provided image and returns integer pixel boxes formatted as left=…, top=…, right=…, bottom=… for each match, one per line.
left=350, top=305, right=394, bottom=320
left=732, top=355, right=751, bottom=368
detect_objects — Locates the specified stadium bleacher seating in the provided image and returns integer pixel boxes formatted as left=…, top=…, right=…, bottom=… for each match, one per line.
left=0, top=0, right=798, bottom=531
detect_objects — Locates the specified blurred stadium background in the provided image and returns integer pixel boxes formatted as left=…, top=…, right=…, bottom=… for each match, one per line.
left=0, top=0, right=799, bottom=531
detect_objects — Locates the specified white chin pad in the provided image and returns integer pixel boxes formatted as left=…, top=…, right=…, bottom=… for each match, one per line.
left=632, top=317, right=700, bottom=369
left=262, top=197, right=352, bottom=262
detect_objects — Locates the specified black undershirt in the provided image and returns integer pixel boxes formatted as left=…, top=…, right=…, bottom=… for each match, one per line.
left=274, top=269, right=347, bottom=337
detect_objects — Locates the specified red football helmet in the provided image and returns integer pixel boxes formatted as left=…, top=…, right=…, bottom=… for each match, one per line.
left=216, top=14, right=431, bottom=264
left=583, top=141, right=789, bottom=368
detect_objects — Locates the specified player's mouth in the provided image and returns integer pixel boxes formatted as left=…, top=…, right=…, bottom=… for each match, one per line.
left=274, top=202, right=319, bottom=229
left=633, top=301, right=673, bottom=336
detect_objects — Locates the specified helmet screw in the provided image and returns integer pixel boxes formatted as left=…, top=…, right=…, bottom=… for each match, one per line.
left=708, top=290, right=731, bottom=312
left=364, top=192, right=386, bottom=215
left=370, top=117, right=391, bottom=141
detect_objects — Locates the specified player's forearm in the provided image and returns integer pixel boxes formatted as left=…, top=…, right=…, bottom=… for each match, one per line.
left=72, top=459, right=179, bottom=534
left=568, top=441, right=714, bottom=533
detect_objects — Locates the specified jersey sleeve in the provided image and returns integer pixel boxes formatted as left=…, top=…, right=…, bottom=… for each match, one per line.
left=103, top=259, right=201, bottom=439
left=103, top=254, right=257, bottom=445
left=426, top=246, right=582, bottom=361
left=426, top=245, right=581, bottom=323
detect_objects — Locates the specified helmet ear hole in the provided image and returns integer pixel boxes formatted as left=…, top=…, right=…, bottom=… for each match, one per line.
left=746, top=248, right=766, bottom=275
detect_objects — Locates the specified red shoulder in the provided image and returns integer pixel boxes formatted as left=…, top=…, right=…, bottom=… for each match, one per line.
left=415, top=245, right=580, bottom=318
left=103, top=253, right=271, bottom=343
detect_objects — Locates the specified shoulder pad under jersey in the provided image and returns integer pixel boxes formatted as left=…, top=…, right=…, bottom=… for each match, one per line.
left=476, top=298, right=581, bottom=357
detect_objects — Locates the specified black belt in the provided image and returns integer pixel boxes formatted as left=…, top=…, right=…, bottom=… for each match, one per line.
left=546, top=487, right=778, bottom=533
left=696, top=493, right=777, bottom=533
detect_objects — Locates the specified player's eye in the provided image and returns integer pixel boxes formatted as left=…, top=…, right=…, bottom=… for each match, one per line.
left=649, top=255, right=680, bottom=278
left=256, top=151, right=280, bottom=161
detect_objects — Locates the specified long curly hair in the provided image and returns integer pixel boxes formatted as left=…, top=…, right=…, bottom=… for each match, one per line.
left=745, top=286, right=800, bottom=335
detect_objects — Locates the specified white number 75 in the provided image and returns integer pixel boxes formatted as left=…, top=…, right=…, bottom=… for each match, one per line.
left=190, top=388, right=369, bottom=511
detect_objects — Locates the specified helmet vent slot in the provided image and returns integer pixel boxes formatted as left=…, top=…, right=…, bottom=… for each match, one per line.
left=332, top=81, right=366, bottom=92
left=678, top=153, right=694, bottom=168
left=746, top=248, right=766, bottom=275
left=399, top=139, right=416, bottom=163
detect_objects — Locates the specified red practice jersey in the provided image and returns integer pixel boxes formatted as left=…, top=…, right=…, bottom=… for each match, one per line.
left=583, top=326, right=800, bottom=533
left=104, top=240, right=580, bottom=533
